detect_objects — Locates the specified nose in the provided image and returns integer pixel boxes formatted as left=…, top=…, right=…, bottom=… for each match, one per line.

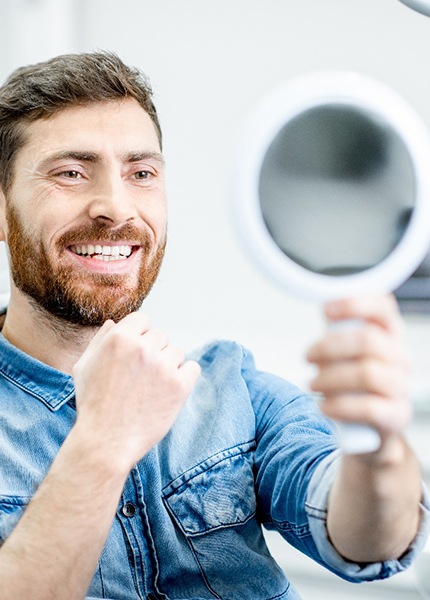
left=87, top=175, right=138, bottom=225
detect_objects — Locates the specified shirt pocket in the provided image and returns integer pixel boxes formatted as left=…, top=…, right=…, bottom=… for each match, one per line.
left=0, top=495, right=31, bottom=544
left=162, top=441, right=290, bottom=600
left=163, top=441, right=257, bottom=535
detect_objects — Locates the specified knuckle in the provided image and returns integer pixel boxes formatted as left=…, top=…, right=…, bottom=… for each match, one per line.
left=107, top=328, right=129, bottom=350
left=153, top=328, right=168, bottom=344
left=364, top=400, right=382, bottom=424
left=359, top=359, right=379, bottom=389
left=175, top=349, right=186, bottom=367
left=358, top=326, right=383, bottom=357
left=393, top=373, right=411, bottom=399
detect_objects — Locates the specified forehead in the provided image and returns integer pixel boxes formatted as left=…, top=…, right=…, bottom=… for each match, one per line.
left=18, top=98, right=161, bottom=163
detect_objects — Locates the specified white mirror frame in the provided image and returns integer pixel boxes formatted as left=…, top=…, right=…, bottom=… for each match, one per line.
left=233, top=71, right=430, bottom=302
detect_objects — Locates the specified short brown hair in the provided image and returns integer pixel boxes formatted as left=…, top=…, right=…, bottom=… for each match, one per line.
left=0, top=51, right=162, bottom=192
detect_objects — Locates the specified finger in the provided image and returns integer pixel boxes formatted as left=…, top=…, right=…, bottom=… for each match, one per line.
left=111, top=311, right=151, bottom=336
left=88, top=319, right=116, bottom=343
left=307, top=324, right=410, bottom=368
left=324, top=294, right=404, bottom=336
left=75, top=320, right=116, bottom=364
left=138, top=328, right=169, bottom=352
left=161, top=344, right=186, bottom=368
left=178, top=359, right=201, bottom=388
left=319, top=393, right=412, bottom=434
left=310, top=360, right=410, bottom=398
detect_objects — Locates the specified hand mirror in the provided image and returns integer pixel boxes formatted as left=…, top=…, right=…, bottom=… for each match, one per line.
left=233, top=71, right=430, bottom=453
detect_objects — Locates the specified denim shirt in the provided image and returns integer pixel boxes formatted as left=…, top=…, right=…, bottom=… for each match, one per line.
left=0, top=334, right=428, bottom=600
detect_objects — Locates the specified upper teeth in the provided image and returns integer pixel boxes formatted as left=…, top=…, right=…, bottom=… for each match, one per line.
left=71, top=244, right=133, bottom=259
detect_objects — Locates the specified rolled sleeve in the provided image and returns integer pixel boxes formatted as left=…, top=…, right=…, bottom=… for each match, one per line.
left=305, top=449, right=430, bottom=582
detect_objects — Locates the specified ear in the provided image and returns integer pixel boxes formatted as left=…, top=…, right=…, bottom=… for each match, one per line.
left=0, top=188, right=7, bottom=243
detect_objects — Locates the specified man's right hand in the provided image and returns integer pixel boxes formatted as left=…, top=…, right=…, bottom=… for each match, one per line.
left=72, top=311, right=201, bottom=473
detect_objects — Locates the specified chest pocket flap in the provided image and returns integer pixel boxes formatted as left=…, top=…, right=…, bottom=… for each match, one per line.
left=162, top=441, right=256, bottom=536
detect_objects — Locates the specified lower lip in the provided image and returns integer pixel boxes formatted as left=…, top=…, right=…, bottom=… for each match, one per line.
left=66, top=248, right=141, bottom=274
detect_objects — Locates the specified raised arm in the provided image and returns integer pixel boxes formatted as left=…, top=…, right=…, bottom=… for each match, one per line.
left=0, top=312, right=200, bottom=600
left=307, top=294, right=423, bottom=563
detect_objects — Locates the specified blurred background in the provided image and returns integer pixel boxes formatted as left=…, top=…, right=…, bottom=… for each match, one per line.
left=1, top=0, right=430, bottom=598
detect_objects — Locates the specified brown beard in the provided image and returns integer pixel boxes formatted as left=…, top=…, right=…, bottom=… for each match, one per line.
left=6, top=205, right=166, bottom=326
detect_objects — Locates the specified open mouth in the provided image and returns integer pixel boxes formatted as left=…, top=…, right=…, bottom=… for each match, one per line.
left=69, top=244, right=135, bottom=262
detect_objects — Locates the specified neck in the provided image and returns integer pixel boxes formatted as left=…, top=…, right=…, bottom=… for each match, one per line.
left=1, top=288, right=98, bottom=375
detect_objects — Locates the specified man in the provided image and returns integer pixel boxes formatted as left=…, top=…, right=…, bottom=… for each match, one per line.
left=0, top=52, right=427, bottom=600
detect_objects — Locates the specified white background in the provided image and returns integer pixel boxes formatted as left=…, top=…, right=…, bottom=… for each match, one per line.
left=1, top=1, right=430, bottom=598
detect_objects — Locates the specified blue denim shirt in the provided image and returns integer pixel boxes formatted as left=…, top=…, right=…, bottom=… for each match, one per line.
left=0, top=334, right=428, bottom=600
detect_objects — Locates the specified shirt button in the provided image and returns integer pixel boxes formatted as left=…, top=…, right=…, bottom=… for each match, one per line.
left=121, top=502, right=137, bottom=517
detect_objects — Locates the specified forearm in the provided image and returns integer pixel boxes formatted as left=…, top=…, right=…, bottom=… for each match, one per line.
left=0, top=425, right=129, bottom=600
left=327, top=435, right=422, bottom=563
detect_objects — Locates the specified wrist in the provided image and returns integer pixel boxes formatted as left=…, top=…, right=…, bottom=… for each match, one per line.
left=358, top=434, right=409, bottom=469
left=64, top=422, right=134, bottom=482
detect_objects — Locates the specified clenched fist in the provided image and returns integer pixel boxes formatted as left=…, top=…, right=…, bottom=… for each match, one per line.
left=72, top=312, right=201, bottom=473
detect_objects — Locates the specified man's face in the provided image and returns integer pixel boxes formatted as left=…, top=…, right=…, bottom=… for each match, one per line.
left=0, top=98, right=167, bottom=326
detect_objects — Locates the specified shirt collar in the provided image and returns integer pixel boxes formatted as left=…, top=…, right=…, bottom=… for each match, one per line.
left=0, top=333, right=75, bottom=412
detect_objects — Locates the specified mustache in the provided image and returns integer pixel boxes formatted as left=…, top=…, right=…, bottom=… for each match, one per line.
left=57, top=222, right=154, bottom=250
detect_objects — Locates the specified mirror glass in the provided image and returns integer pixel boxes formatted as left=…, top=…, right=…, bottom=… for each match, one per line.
left=259, top=104, right=416, bottom=276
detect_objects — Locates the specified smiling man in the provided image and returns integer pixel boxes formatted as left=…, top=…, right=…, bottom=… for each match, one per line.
left=0, top=52, right=428, bottom=600
left=4, top=93, right=166, bottom=328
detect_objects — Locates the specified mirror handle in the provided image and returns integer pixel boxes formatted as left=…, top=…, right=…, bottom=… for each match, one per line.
left=336, top=422, right=381, bottom=454
left=327, top=318, right=381, bottom=454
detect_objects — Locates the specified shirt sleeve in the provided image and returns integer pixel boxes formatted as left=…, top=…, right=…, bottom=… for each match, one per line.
left=305, top=449, right=430, bottom=581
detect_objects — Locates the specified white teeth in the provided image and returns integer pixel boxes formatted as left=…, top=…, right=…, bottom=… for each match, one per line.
left=71, top=244, right=133, bottom=258
left=121, top=245, right=132, bottom=257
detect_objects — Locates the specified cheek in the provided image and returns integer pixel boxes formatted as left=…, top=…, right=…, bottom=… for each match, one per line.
left=5, top=187, right=59, bottom=247
left=155, top=216, right=168, bottom=245
left=144, top=201, right=167, bottom=242
left=42, top=204, right=83, bottom=247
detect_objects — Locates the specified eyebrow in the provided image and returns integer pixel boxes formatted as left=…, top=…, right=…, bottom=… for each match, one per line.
left=124, top=151, right=166, bottom=167
left=39, top=150, right=166, bottom=169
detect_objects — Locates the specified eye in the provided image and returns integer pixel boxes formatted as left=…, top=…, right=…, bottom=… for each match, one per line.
left=133, top=170, right=152, bottom=180
left=60, top=170, right=82, bottom=179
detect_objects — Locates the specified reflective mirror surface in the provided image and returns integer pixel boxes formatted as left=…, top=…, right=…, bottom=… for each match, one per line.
left=259, top=104, right=416, bottom=276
